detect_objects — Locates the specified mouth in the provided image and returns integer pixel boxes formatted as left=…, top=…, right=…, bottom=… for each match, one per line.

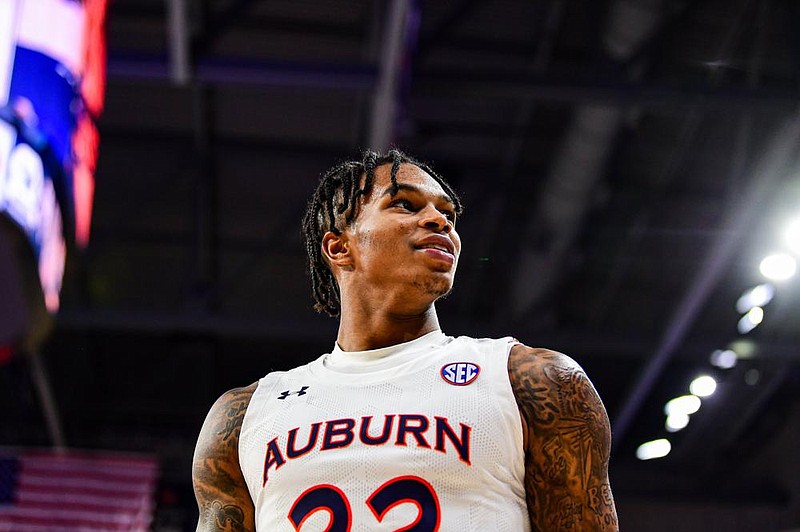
left=415, top=236, right=456, bottom=263
left=420, top=244, right=453, bottom=254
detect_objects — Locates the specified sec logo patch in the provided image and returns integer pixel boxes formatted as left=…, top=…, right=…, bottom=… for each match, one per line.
left=440, top=362, right=480, bottom=386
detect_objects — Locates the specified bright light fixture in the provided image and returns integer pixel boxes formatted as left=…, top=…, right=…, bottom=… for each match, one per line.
left=786, top=218, right=800, bottom=255
left=689, top=375, right=717, bottom=397
left=636, top=439, right=671, bottom=460
left=737, top=306, right=764, bottom=334
left=735, top=283, right=774, bottom=314
left=710, top=349, right=737, bottom=369
left=664, top=395, right=701, bottom=416
left=665, top=412, right=690, bottom=433
left=759, top=253, right=796, bottom=281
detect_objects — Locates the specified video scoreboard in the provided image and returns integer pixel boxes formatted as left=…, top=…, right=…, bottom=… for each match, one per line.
left=0, top=0, right=106, bottom=312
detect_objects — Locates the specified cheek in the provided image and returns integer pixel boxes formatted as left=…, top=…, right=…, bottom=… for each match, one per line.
left=356, top=229, right=406, bottom=260
left=358, top=222, right=413, bottom=249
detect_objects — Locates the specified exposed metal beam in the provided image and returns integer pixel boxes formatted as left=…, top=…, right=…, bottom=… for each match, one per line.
left=367, top=0, right=420, bottom=151
left=27, top=350, right=65, bottom=450
left=416, top=74, right=800, bottom=111
left=106, top=54, right=800, bottom=112
left=196, top=59, right=377, bottom=90
left=166, top=0, right=191, bottom=85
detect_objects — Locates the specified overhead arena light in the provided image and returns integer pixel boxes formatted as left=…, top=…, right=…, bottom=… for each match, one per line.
left=735, top=283, right=774, bottom=314
left=664, top=395, right=701, bottom=416
left=689, top=375, right=717, bottom=397
left=665, top=412, right=690, bottom=433
left=636, top=439, right=671, bottom=460
left=759, top=253, right=797, bottom=281
left=738, top=306, right=764, bottom=334
left=710, top=349, right=737, bottom=369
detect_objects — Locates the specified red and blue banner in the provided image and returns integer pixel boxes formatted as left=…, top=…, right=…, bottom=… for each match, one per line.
left=0, top=0, right=107, bottom=312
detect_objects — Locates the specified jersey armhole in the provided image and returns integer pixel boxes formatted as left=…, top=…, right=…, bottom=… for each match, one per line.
left=237, top=375, right=275, bottom=501
left=502, top=338, right=527, bottom=462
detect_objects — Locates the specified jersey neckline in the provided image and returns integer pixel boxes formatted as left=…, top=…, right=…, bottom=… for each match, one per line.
left=314, top=330, right=450, bottom=376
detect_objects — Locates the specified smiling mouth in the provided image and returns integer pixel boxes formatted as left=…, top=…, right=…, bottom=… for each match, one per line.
left=419, top=244, right=453, bottom=255
left=415, top=235, right=456, bottom=257
left=417, top=246, right=456, bottom=266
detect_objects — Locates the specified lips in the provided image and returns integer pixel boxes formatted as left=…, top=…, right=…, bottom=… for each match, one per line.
left=415, top=235, right=456, bottom=257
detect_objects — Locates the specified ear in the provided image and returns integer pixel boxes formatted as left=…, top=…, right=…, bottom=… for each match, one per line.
left=321, top=230, right=354, bottom=270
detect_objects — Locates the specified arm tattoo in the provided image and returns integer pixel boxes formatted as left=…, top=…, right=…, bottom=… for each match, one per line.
left=193, top=384, right=258, bottom=532
left=218, top=400, right=248, bottom=442
left=210, top=501, right=246, bottom=532
left=509, top=347, right=619, bottom=531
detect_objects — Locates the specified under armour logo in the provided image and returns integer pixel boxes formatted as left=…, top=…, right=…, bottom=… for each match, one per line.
left=277, top=386, right=309, bottom=400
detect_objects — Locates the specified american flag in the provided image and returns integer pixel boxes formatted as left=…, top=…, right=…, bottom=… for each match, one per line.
left=0, top=448, right=159, bottom=531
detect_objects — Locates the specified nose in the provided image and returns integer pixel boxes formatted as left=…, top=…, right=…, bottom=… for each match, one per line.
left=419, top=205, right=452, bottom=233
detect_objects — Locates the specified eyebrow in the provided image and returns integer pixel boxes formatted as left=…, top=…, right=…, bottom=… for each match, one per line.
left=381, top=183, right=454, bottom=206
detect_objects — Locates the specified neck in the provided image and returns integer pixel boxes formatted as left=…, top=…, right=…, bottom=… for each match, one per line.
left=336, top=302, right=441, bottom=351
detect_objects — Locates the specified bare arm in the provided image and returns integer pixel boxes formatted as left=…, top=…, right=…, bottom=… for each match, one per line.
left=508, top=345, right=618, bottom=531
left=193, top=383, right=258, bottom=532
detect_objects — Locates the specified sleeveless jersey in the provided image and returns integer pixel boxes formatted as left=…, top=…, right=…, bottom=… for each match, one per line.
left=238, top=331, right=530, bottom=531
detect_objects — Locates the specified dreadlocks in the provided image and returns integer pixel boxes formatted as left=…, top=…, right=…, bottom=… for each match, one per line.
left=302, top=149, right=462, bottom=316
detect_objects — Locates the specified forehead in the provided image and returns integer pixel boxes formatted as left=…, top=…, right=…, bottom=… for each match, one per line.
left=370, top=163, right=449, bottom=199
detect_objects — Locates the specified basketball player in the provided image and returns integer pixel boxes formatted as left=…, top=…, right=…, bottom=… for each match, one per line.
left=192, top=150, right=618, bottom=531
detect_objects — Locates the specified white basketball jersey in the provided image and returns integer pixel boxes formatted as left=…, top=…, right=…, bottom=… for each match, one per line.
left=239, top=331, right=530, bottom=531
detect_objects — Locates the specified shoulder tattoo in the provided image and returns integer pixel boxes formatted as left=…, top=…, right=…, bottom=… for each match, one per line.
left=217, top=393, right=250, bottom=443
left=193, top=383, right=258, bottom=532
left=509, top=346, right=618, bottom=531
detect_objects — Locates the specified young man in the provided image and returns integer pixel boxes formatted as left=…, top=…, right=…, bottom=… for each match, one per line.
left=193, top=150, right=618, bottom=531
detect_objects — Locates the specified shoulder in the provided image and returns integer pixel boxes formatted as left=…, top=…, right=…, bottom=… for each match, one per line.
left=192, top=382, right=259, bottom=531
left=507, top=344, right=610, bottom=443
left=507, top=343, right=590, bottom=382
left=508, top=343, right=591, bottom=384
left=195, top=382, right=258, bottom=456
left=507, top=343, right=585, bottom=382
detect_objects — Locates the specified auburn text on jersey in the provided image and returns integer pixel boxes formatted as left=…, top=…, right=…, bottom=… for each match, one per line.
left=262, top=414, right=473, bottom=486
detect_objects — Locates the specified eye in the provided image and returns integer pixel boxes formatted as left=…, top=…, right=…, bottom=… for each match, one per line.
left=441, top=209, right=456, bottom=222
left=391, top=199, right=414, bottom=211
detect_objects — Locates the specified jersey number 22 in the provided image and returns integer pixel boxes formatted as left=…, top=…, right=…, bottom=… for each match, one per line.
left=288, top=475, right=440, bottom=531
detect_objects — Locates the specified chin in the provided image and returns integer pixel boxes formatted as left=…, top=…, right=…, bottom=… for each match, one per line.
left=412, top=275, right=454, bottom=301
left=434, top=285, right=454, bottom=302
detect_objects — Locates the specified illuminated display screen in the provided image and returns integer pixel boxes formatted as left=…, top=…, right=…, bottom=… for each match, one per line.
left=0, top=114, right=66, bottom=312
left=0, top=0, right=106, bottom=312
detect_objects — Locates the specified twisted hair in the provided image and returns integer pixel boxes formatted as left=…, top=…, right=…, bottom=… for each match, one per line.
left=302, top=148, right=462, bottom=316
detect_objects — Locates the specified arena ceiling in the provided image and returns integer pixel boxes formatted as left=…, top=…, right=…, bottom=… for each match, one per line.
left=2, top=0, right=800, bottom=527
